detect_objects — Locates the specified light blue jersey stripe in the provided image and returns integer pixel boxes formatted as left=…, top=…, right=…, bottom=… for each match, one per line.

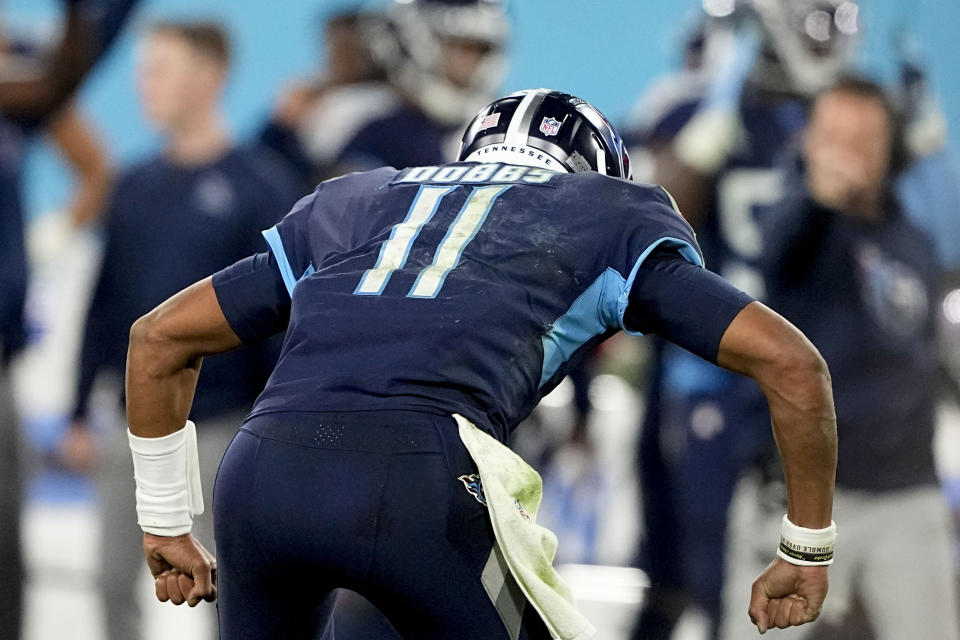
left=262, top=226, right=315, bottom=297
left=538, top=237, right=703, bottom=389
left=539, top=268, right=624, bottom=389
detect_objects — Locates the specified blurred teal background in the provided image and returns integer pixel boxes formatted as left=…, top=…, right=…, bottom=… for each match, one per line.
left=4, top=0, right=959, bottom=218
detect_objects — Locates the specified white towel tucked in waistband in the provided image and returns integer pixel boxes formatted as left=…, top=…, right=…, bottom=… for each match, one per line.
left=455, top=414, right=596, bottom=640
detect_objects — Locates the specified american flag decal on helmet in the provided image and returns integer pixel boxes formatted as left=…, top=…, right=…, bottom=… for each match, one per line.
left=479, top=112, right=501, bottom=129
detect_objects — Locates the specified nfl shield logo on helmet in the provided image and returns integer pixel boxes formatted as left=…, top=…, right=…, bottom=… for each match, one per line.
left=539, top=117, right=561, bottom=136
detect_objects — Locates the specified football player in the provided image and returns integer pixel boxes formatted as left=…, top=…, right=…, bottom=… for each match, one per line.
left=316, top=0, right=508, bottom=176
left=259, top=0, right=508, bottom=191
left=122, top=89, right=838, bottom=639
left=256, top=7, right=389, bottom=191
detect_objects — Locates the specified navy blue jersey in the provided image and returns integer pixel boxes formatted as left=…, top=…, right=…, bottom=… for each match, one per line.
left=703, top=93, right=806, bottom=296
left=227, top=163, right=702, bottom=440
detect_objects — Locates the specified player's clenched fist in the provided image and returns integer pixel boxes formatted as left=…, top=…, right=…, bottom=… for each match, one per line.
left=748, top=559, right=828, bottom=633
left=143, top=532, right=217, bottom=607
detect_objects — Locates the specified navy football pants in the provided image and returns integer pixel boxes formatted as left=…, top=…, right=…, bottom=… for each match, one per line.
left=213, top=410, right=551, bottom=640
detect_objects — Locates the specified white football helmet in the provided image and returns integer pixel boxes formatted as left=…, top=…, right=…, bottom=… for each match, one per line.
left=364, top=0, right=510, bottom=127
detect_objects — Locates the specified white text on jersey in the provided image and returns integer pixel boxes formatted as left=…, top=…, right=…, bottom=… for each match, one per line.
left=398, top=163, right=555, bottom=185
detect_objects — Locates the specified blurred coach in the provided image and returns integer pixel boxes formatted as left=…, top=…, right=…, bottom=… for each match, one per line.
left=758, top=76, right=960, bottom=639
left=62, top=21, right=300, bottom=640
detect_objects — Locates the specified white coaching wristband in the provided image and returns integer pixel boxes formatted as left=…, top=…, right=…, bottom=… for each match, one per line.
left=128, top=421, right=204, bottom=537
left=777, top=514, right=836, bottom=566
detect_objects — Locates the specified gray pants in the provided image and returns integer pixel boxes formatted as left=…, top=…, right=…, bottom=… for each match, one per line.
left=98, top=411, right=241, bottom=640
left=0, top=367, right=24, bottom=640
left=722, top=479, right=960, bottom=640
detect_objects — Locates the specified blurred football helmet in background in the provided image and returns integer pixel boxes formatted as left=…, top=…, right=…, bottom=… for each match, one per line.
left=366, top=0, right=510, bottom=126
left=702, top=0, right=860, bottom=96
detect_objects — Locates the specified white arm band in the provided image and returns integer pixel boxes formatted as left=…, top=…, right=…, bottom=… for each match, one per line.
left=128, top=420, right=204, bottom=537
left=777, top=514, right=836, bottom=566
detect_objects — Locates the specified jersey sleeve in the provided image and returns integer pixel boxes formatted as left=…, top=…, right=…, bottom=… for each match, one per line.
left=211, top=251, right=291, bottom=344
left=612, top=184, right=705, bottom=334
left=624, top=248, right=754, bottom=363
left=259, top=190, right=319, bottom=297
left=211, top=180, right=330, bottom=344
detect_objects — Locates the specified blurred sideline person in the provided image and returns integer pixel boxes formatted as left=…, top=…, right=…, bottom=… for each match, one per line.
left=60, top=21, right=300, bottom=640
left=258, top=8, right=389, bottom=189
left=0, top=1, right=137, bottom=637
left=723, top=77, right=960, bottom=640
left=121, top=88, right=837, bottom=639
left=624, top=2, right=859, bottom=638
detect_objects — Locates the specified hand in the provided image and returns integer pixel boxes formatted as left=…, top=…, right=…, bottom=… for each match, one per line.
left=748, top=558, right=828, bottom=633
left=143, top=532, right=217, bottom=606
left=57, top=421, right=98, bottom=473
left=804, top=143, right=873, bottom=215
left=273, top=81, right=320, bottom=128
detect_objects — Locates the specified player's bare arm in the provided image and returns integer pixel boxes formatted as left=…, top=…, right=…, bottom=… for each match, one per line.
left=125, top=277, right=241, bottom=606
left=626, top=254, right=837, bottom=634
left=716, top=301, right=837, bottom=633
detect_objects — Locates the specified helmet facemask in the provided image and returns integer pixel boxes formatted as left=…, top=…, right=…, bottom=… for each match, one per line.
left=747, top=0, right=859, bottom=96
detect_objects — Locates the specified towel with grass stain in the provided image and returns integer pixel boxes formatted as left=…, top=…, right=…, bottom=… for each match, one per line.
left=454, top=414, right=597, bottom=640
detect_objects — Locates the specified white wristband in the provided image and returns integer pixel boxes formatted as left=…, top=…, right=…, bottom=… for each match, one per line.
left=777, top=514, right=836, bottom=566
left=128, top=421, right=204, bottom=537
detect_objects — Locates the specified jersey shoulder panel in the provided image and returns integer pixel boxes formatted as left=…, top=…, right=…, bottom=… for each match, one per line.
left=559, top=173, right=699, bottom=243
left=312, top=166, right=404, bottom=219
left=263, top=166, right=404, bottom=293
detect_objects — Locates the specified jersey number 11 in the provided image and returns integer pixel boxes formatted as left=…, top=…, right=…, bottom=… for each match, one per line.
left=354, top=184, right=511, bottom=299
